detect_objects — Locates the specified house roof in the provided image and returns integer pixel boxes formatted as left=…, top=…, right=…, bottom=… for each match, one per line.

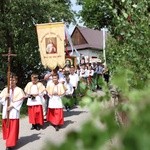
left=67, top=26, right=104, bottom=51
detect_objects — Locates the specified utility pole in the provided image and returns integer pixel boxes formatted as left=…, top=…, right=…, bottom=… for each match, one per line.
left=101, top=27, right=107, bottom=66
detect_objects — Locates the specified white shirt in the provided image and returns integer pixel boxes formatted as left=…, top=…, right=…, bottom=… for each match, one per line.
left=87, top=69, right=94, bottom=76
left=80, top=69, right=88, bottom=78
left=47, top=83, right=64, bottom=108
left=0, top=87, right=24, bottom=119
left=69, top=73, right=79, bottom=88
left=26, top=84, right=44, bottom=106
left=64, top=82, right=74, bottom=95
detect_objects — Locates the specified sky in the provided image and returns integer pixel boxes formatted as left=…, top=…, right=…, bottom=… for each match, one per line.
left=68, top=0, right=83, bottom=34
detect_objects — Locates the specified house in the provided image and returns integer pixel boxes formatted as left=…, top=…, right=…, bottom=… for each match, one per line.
left=67, top=25, right=106, bottom=63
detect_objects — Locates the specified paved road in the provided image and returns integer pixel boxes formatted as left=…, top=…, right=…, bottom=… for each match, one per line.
left=0, top=106, right=91, bottom=150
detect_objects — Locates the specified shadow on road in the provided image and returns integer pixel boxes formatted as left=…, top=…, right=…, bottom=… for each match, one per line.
left=14, top=133, right=41, bottom=150
left=61, top=120, right=75, bottom=129
left=42, top=121, right=50, bottom=130
left=64, top=110, right=88, bottom=118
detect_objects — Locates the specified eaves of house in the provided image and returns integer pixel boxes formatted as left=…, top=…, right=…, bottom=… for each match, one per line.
left=67, top=26, right=104, bottom=51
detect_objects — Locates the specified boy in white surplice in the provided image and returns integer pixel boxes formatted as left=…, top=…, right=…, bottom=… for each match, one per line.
left=0, top=74, right=25, bottom=150
left=46, top=73, right=65, bottom=131
left=24, top=74, right=45, bottom=130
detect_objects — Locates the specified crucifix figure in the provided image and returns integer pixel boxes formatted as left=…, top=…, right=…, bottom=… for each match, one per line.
left=2, top=47, right=17, bottom=126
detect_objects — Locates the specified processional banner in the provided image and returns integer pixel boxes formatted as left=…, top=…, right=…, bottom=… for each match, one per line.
left=36, top=22, right=65, bottom=70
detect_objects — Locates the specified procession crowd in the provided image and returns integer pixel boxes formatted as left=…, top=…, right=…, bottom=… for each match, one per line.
left=0, top=61, right=109, bottom=150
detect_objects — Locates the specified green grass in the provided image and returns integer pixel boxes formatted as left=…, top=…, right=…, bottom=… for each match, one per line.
left=20, top=101, right=28, bottom=118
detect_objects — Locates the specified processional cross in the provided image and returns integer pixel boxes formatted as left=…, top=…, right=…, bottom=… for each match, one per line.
left=2, top=47, right=17, bottom=127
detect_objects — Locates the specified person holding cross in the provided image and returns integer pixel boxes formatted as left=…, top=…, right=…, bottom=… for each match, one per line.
left=0, top=73, right=25, bottom=150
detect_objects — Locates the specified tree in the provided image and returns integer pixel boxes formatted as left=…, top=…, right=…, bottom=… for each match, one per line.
left=0, top=0, right=75, bottom=87
left=106, top=0, right=150, bottom=89
left=76, top=0, right=120, bottom=29
left=77, top=0, right=150, bottom=89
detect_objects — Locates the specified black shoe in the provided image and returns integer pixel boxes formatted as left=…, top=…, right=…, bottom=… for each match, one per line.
left=6, top=147, right=12, bottom=150
left=36, top=124, right=41, bottom=130
left=55, top=126, right=59, bottom=131
left=66, top=106, right=70, bottom=112
left=31, top=124, right=36, bottom=130
left=67, top=108, right=70, bottom=112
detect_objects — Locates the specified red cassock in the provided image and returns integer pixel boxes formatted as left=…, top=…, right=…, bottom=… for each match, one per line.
left=46, top=82, right=65, bottom=126
left=0, top=86, right=25, bottom=147
left=28, top=105, right=44, bottom=125
left=2, top=119, right=19, bottom=147
left=47, top=108, right=64, bottom=125
left=24, top=82, right=45, bottom=126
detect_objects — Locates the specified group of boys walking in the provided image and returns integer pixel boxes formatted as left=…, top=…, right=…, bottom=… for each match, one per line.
left=0, top=62, right=109, bottom=150
left=0, top=65, right=79, bottom=150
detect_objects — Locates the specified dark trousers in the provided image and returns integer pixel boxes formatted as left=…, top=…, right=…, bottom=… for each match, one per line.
left=96, top=74, right=103, bottom=89
left=103, top=74, right=109, bottom=84
left=73, top=87, right=77, bottom=105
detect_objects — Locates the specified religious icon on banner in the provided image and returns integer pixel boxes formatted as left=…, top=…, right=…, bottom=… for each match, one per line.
left=65, top=56, right=77, bottom=68
left=45, top=38, right=57, bottom=54
left=36, top=22, right=65, bottom=70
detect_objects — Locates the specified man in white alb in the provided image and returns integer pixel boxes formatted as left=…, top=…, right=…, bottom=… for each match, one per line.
left=69, top=66, right=79, bottom=105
